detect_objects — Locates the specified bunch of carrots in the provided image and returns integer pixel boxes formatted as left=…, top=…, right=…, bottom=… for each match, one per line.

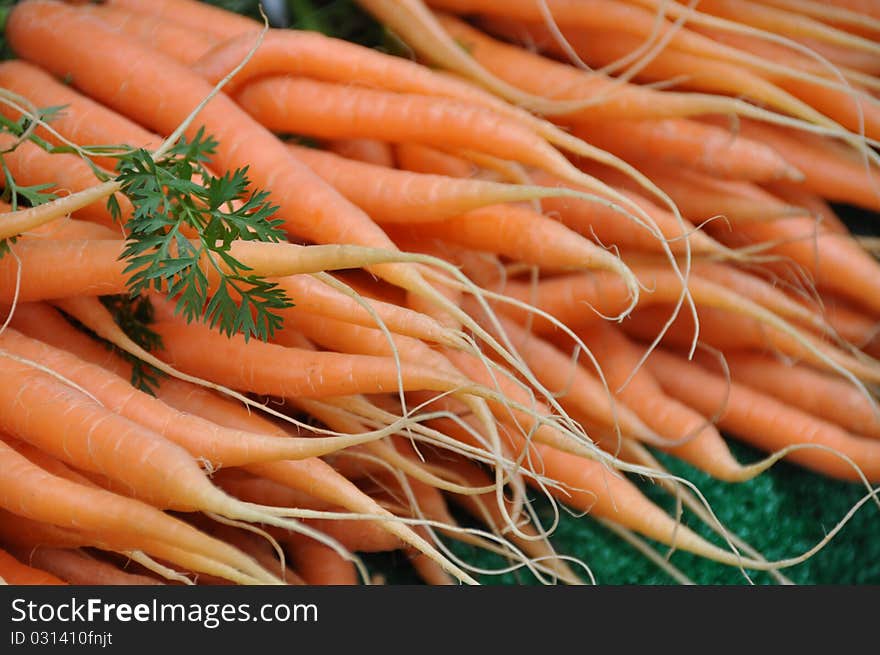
left=0, top=0, right=877, bottom=586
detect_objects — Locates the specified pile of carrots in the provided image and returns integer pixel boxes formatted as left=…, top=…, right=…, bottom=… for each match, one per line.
left=0, top=0, right=878, bottom=586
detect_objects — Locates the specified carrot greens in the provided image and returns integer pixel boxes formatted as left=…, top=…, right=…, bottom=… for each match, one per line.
left=109, top=127, right=293, bottom=342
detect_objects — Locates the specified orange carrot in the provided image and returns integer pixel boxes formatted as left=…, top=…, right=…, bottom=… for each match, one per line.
left=702, top=117, right=880, bottom=212
left=707, top=214, right=880, bottom=315
left=0, top=329, right=390, bottom=466
left=395, top=142, right=485, bottom=179
left=571, top=118, right=800, bottom=183
left=0, top=547, right=66, bottom=585
left=719, top=351, right=880, bottom=440
left=16, top=547, right=162, bottom=585
left=105, top=0, right=259, bottom=40
left=386, top=204, right=636, bottom=296
left=477, top=15, right=849, bottom=131
left=287, top=143, right=584, bottom=222
left=430, top=414, right=783, bottom=569
left=283, top=536, right=360, bottom=585
left=325, top=139, right=396, bottom=167
left=233, top=75, right=589, bottom=179
left=646, top=348, right=880, bottom=482
left=149, top=318, right=472, bottom=399
left=0, top=439, right=278, bottom=584
left=574, top=322, right=754, bottom=480
left=0, top=60, right=162, bottom=169
left=80, top=1, right=220, bottom=65
left=461, top=304, right=659, bottom=444
left=0, top=137, right=125, bottom=228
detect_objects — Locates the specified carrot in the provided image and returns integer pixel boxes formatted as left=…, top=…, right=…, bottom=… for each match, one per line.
left=0, top=237, right=448, bottom=303
left=682, top=0, right=880, bottom=56
left=273, top=276, right=456, bottom=346
left=0, top=439, right=280, bottom=584
left=0, top=60, right=162, bottom=169
left=147, top=317, right=476, bottom=399
left=477, top=14, right=861, bottom=137
left=15, top=547, right=162, bottom=585
left=216, top=472, right=403, bottom=553
left=491, top=264, right=823, bottom=340
left=759, top=0, right=880, bottom=35
left=620, top=303, right=880, bottom=384
left=79, top=1, right=221, bottom=66
left=719, top=351, right=880, bottom=440
left=0, top=337, right=395, bottom=578
left=426, top=454, right=584, bottom=584
left=283, top=535, right=360, bottom=585
left=286, top=143, right=592, bottom=222
left=6, top=302, right=477, bottom=573
left=0, top=509, right=86, bottom=550
left=461, top=304, right=660, bottom=445
left=645, top=348, right=880, bottom=482
left=430, top=413, right=792, bottom=570
left=577, top=322, right=762, bottom=480
left=233, top=75, right=609, bottom=188
left=427, top=0, right=874, bottom=94
left=0, top=547, right=66, bottom=585
left=190, top=520, right=304, bottom=586
left=0, top=137, right=127, bottom=229
left=571, top=118, right=801, bottom=183
left=701, top=117, right=880, bottom=212
left=706, top=214, right=880, bottom=315
left=386, top=204, right=637, bottom=302
left=325, top=139, right=396, bottom=168
left=105, top=0, right=260, bottom=40
left=395, top=143, right=486, bottom=179
left=0, top=328, right=396, bottom=466
left=437, top=9, right=872, bottom=154
left=762, top=182, right=849, bottom=234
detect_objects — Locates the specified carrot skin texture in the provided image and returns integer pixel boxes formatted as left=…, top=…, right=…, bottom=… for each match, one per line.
left=646, top=350, right=880, bottom=482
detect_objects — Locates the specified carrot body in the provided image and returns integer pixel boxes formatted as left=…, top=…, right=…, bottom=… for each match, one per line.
left=709, top=215, right=880, bottom=315
left=0, top=329, right=391, bottom=467
left=646, top=349, right=880, bottom=482
left=0, top=440, right=276, bottom=584
left=81, top=1, right=220, bottom=65
left=0, top=548, right=67, bottom=585
left=0, top=352, right=243, bottom=512
left=287, top=143, right=574, bottom=222
left=395, top=142, right=484, bottom=179
left=150, top=319, right=467, bottom=399
left=572, top=118, right=799, bottom=183
left=233, top=75, right=577, bottom=176
left=0, top=138, right=125, bottom=228
left=721, top=352, right=880, bottom=440
left=106, top=0, right=259, bottom=39
left=17, top=547, right=162, bottom=585
left=575, top=323, right=750, bottom=480
left=326, top=139, right=396, bottom=167
left=387, top=203, right=633, bottom=282
left=0, top=60, right=162, bottom=169
left=479, top=16, right=836, bottom=128
left=284, top=536, right=360, bottom=585
left=704, top=118, right=880, bottom=212
left=435, top=13, right=719, bottom=121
